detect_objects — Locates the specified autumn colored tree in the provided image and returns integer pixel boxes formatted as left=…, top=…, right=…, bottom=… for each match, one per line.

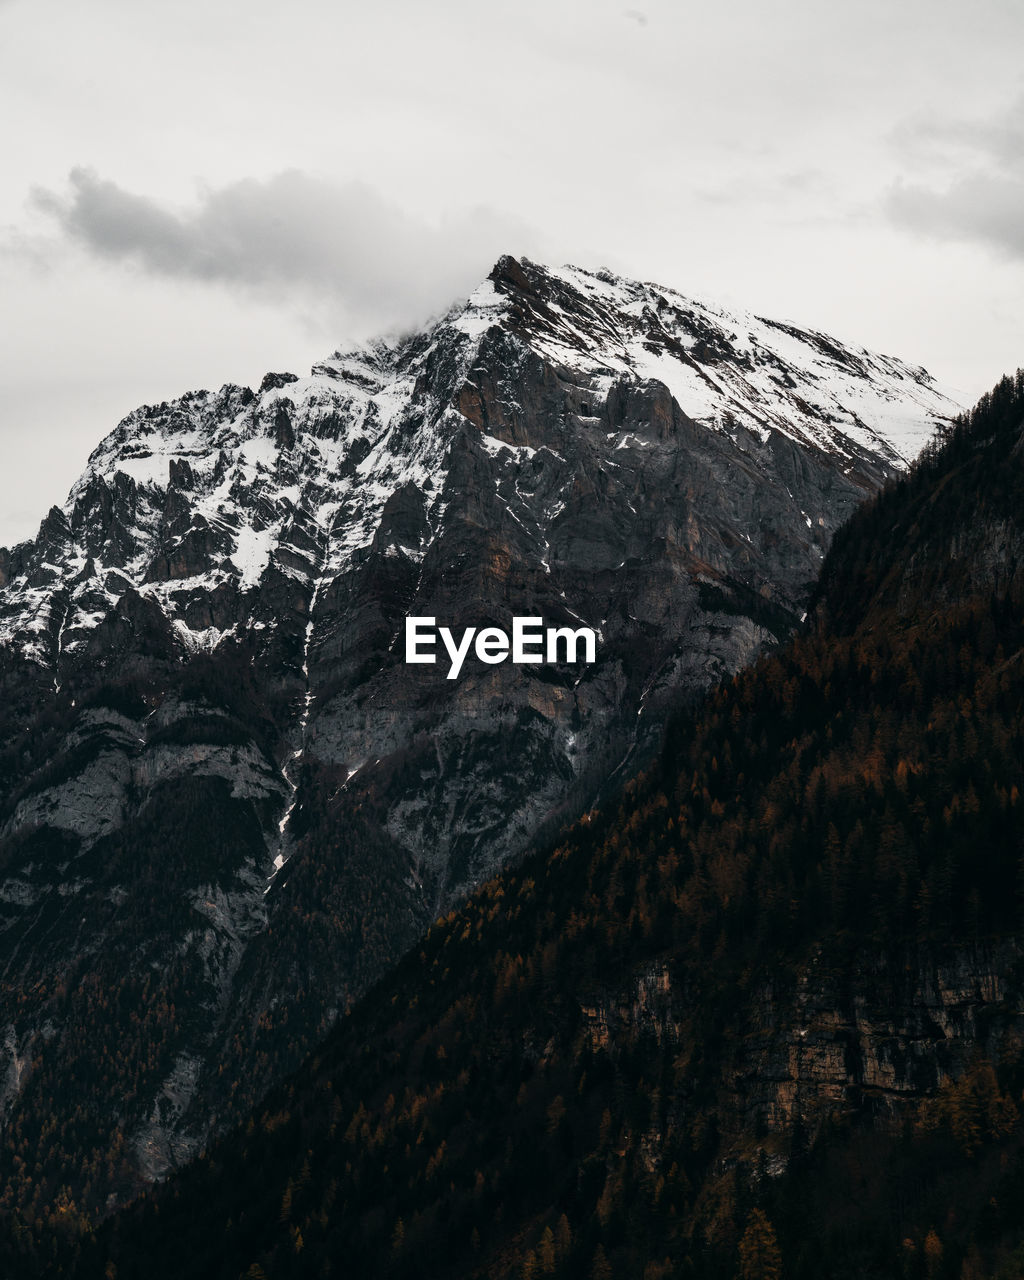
left=737, top=1210, right=782, bottom=1280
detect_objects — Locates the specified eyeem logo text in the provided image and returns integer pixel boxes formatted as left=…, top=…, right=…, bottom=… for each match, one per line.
left=405, top=616, right=597, bottom=680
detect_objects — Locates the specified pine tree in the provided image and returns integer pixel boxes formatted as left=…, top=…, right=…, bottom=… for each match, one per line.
left=738, top=1209, right=782, bottom=1280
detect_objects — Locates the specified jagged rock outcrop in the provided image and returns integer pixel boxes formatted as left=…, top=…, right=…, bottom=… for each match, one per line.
left=582, top=941, right=1022, bottom=1157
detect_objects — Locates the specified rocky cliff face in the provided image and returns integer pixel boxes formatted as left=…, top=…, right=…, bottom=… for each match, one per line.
left=0, top=258, right=959, bottom=886
left=0, top=256, right=960, bottom=1208
left=586, top=940, right=1021, bottom=1156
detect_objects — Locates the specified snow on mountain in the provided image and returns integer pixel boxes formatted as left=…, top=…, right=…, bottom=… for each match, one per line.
left=0, top=257, right=958, bottom=670
left=492, top=261, right=957, bottom=464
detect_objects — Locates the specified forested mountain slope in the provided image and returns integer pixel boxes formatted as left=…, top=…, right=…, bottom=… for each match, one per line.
left=34, top=372, right=1024, bottom=1278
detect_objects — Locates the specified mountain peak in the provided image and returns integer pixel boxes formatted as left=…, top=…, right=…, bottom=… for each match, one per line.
left=1, top=260, right=961, bottom=668
left=488, top=251, right=533, bottom=290
left=465, top=255, right=962, bottom=468
left=0, top=256, right=967, bottom=1218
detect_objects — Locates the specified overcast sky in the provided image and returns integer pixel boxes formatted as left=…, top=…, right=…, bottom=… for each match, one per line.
left=2, top=0, right=1022, bottom=546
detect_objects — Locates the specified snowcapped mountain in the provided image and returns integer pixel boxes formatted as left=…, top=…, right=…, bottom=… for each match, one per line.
left=0, top=255, right=960, bottom=1211
left=1, top=256, right=955, bottom=668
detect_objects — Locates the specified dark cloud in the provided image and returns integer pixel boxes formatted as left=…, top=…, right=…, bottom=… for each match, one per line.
left=892, top=97, right=1024, bottom=170
left=886, top=97, right=1024, bottom=261
left=29, top=169, right=539, bottom=328
left=888, top=174, right=1024, bottom=260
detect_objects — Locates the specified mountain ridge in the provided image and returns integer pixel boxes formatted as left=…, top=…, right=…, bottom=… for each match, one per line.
left=1, top=256, right=958, bottom=659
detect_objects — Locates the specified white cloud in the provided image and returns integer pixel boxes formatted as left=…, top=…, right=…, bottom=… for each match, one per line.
left=28, top=168, right=540, bottom=331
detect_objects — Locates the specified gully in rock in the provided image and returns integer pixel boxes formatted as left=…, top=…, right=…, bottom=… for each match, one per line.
left=272, top=514, right=340, bottom=871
